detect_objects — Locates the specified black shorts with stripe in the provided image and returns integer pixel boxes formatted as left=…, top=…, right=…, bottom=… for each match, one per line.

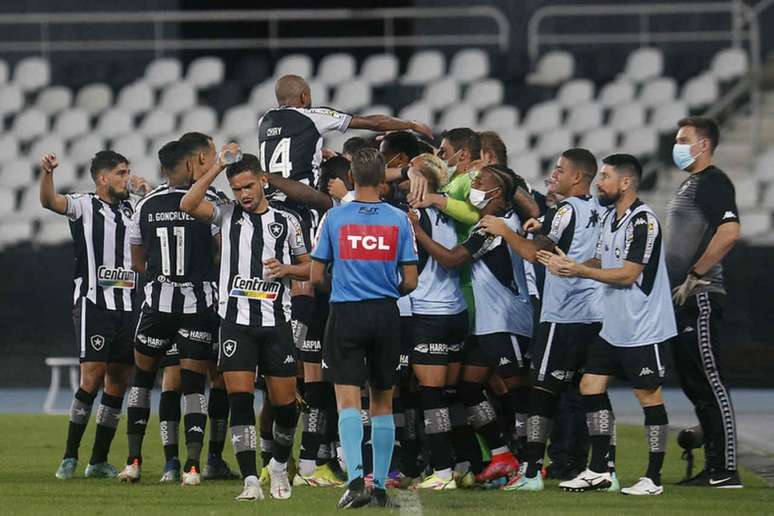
left=73, top=298, right=134, bottom=364
left=585, top=336, right=669, bottom=390
left=464, top=332, right=530, bottom=377
left=530, top=321, right=602, bottom=393
left=217, top=319, right=297, bottom=377
left=134, top=304, right=216, bottom=361
left=158, top=310, right=220, bottom=368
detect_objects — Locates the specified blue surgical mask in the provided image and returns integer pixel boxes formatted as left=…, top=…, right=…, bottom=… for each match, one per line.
left=672, top=141, right=704, bottom=171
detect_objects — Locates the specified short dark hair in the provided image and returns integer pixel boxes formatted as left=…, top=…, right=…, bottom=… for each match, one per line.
left=381, top=131, right=420, bottom=159
left=479, top=131, right=507, bottom=165
left=226, top=153, right=263, bottom=179
left=602, top=153, right=642, bottom=183
left=177, top=132, right=213, bottom=157
left=441, top=127, right=481, bottom=160
left=342, top=137, right=373, bottom=156
left=157, top=140, right=182, bottom=170
left=485, top=164, right=518, bottom=208
left=350, top=148, right=385, bottom=187
left=417, top=139, right=435, bottom=155
left=90, top=150, right=128, bottom=179
left=677, top=116, right=720, bottom=151
left=561, top=148, right=598, bottom=182
left=319, top=155, right=351, bottom=192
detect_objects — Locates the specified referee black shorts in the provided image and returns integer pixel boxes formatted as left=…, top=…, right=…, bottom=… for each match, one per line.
left=73, top=298, right=134, bottom=364
left=530, top=321, right=602, bottom=393
left=585, top=336, right=668, bottom=390
left=323, top=298, right=400, bottom=390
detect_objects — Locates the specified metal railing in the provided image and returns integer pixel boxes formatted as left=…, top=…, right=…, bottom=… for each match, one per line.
left=0, top=7, right=510, bottom=56
left=527, top=1, right=765, bottom=154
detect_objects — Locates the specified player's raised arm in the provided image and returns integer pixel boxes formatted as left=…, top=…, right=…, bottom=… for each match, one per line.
left=38, top=153, right=69, bottom=215
left=266, top=173, right=333, bottom=212
left=349, top=114, right=433, bottom=140
left=180, top=143, right=238, bottom=221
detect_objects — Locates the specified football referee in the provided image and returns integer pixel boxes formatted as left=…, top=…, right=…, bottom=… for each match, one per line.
left=310, top=148, right=418, bottom=509
left=665, top=117, right=742, bottom=488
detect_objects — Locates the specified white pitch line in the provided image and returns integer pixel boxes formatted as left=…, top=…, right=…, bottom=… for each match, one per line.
left=397, top=489, right=423, bottom=515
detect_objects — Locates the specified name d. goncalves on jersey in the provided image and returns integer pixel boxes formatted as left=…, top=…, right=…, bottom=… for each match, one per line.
left=96, top=265, right=136, bottom=289
left=229, top=275, right=281, bottom=300
left=338, top=224, right=398, bottom=260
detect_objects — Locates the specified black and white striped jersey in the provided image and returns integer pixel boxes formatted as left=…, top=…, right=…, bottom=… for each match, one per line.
left=258, top=106, right=351, bottom=200
left=65, top=193, right=135, bottom=311
left=211, top=202, right=307, bottom=327
left=128, top=184, right=223, bottom=314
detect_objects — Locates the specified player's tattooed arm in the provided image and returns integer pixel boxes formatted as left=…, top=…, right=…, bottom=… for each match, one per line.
left=407, top=209, right=471, bottom=269
left=38, top=153, right=69, bottom=215
left=180, top=143, right=237, bottom=221
left=479, top=215, right=551, bottom=263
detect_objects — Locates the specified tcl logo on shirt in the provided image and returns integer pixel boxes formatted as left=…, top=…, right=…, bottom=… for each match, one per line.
left=339, top=224, right=398, bottom=261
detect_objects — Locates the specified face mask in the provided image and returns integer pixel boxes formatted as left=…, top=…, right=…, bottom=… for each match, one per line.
left=672, top=141, right=703, bottom=170
left=469, top=187, right=498, bottom=209
left=446, top=163, right=457, bottom=177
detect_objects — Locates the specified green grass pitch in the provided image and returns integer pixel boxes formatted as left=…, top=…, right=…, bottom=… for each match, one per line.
left=0, top=414, right=771, bottom=515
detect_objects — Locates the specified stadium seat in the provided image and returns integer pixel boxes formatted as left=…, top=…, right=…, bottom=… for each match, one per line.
left=331, top=80, right=371, bottom=113
left=535, top=128, right=573, bottom=159
left=12, top=109, right=48, bottom=142
left=739, top=210, right=771, bottom=238
left=682, top=73, right=719, bottom=109
left=0, top=158, right=35, bottom=189
left=0, top=187, right=17, bottom=216
left=0, top=84, right=24, bottom=117
left=619, top=47, right=663, bottom=83
left=579, top=127, right=617, bottom=158
left=235, top=132, right=261, bottom=157
left=49, top=159, right=78, bottom=188
left=249, top=80, right=278, bottom=113
left=498, top=127, right=529, bottom=156
left=398, top=101, right=433, bottom=126
left=566, top=102, right=603, bottom=134
left=30, top=135, right=65, bottom=162
left=316, top=53, right=356, bottom=86
left=479, top=105, right=519, bottom=130
left=639, top=77, right=677, bottom=108
left=323, top=132, right=352, bottom=155
left=308, top=80, right=330, bottom=107
left=117, top=81, right=154, bottom=115
left=449, top=48, right=489, bottom=84
left=0, top=219, right=33, bottom=248
left=650, top=100, right=689, bottom=132
left=754, top=149, right=774, bottom=181
left=274, top=54, right=314, bottom=79
left=186, top=56, right=225, bottom=89
left=359, top=104, right=394, bottom=117
left=557, top=79, right=595, bottom=108
left=145, top=57, right=182, bottom=89
left=438, top=104, right=477, bottom=131
left=221, top=104, right=258, bottom=138
left=0, top=134, right=20, bottom=163
left=510, top=152, right=542, bottom=182
left=35, top=86, right=73, bottom=116
left=131, top=156, right=162, bottom=183
left=75, top=83, right=113, bottom=115
left=609, top=102, right=646, bottom=132
left=111, top=133, right=147, bottom=161
left=526, top=51, right=574, bottom=87
left=401, top=50, right=445, bottom=85
left=68, top=133, right=106, bottom=166
left=711, top=47, right=748, bottom=82
left=735, top=176, right=760, bottom=210
left=598, top=80, right=635, bottom=108
left=179, top=106, right=218, bottom=135
left=423, top=78, right=460, bottom=110
left=464, top=79, right=504, bottom=110
left=621, top=126, right=658, bottom=157
left=13, top=57, right=50, bottom=93
left=95, top=109, right=133, bottom=140
left=158, top=81, right=196, bottom=115
left=0, top=59, right=7, bottom=84
left=36, top=219, right=71, bottom=245
left=359, top=54, right=399, bottom=85
left=523, top=101, right=561, bottom=134
left=53, top=108, right=90, bottom=142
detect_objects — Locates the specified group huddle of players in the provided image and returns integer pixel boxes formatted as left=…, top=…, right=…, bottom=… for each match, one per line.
left=43, top=73, right=686, bottom=506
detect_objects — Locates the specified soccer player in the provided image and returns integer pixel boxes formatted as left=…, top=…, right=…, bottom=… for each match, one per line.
left=310, top=148, right=418, bottom=509
left=405, top=154, right=469, bottom=490
left=119, top=133, right=224, bottom=485
left=479, top=148, right=610, bottom=491
left=665, top=117, right=742, bottom=488
left=409, top=165, right=532, bottom=484
left=538, top=154, right=676, bottom=496
left=42, top=151, right=135, bottom=480
left=181, top=151, right=309, bottom=501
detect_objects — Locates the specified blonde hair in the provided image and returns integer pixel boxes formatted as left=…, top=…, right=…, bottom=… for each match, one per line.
left=415, top=153, right=448, bottom=191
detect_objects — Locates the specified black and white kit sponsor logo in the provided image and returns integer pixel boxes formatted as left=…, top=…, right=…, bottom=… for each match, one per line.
left=222, top=339, right=237, bottom=358
left=90, top=334, right=105, bottom=351
left=413, top=342, right=448, bottom=355
left=137, top=334, right=168, bottom=348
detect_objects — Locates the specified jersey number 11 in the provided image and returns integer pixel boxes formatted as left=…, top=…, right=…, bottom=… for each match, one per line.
left=156, top=226, right=186, bottom=276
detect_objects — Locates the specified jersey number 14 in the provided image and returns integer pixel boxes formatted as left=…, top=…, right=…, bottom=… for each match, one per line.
left=260, top=137, right=293, bottom=177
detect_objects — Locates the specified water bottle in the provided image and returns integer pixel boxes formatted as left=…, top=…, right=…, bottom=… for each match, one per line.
left=221, top=148, right=243, bottom=165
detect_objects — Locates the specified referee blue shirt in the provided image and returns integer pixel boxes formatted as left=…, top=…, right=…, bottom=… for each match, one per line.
left=311, top=200, right=418, bottom=303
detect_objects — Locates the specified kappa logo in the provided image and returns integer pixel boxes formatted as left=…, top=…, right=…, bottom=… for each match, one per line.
left=722, top=211, right=737, bottom=220
left=190, top=426, right=204, bottom=434
left=634, top=218, right=648, bottom=226
left=269, top=222, right=285, bottom=239
left=223, top=339, right=237, bottom=358
left=499, top=356, right=512, bottom=366
left=283, top=355, right=295, bottom=364
left=321, top=360, right=329, bottom=369
left=90, top=334, right=105, bottom=351
left=639, top=367, right=654, bottom=376
left=683, top=326, right=695, bottom=334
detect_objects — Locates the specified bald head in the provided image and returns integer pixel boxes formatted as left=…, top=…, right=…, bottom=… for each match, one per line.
left=275, top=74, right=311, bottom=108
